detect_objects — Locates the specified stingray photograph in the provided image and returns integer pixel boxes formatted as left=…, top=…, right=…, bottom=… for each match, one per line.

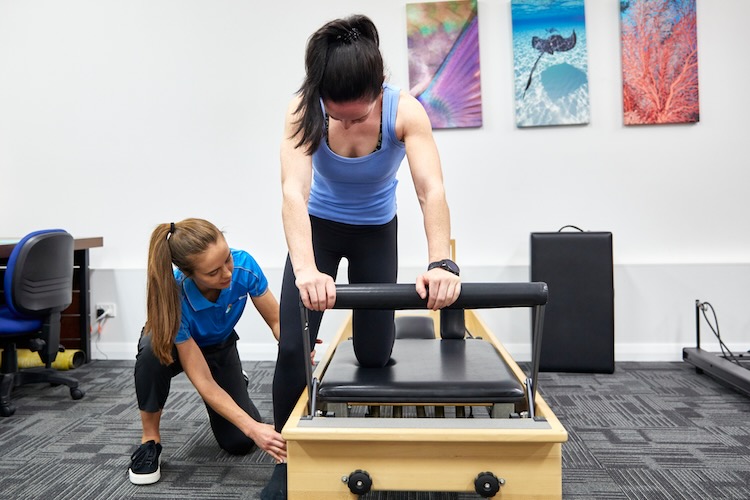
left=511, top=0, right=590, bottom=127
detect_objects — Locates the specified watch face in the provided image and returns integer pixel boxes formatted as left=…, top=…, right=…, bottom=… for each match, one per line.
left=440, top=260, right=459, bottom=275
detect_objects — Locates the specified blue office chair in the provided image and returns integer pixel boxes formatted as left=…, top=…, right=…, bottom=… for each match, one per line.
left=0, top=229, right=85, bottom=417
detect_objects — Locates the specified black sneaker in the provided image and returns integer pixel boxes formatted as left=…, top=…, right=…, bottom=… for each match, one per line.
left=260, top=462, right=287, bottom=499
left=242, top=369, right=249, bottom=387
left=128, top=440, right=162, bottom=485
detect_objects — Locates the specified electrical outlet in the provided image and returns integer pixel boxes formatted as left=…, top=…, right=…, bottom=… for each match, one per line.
left=95, top=302, right=117, bottom=318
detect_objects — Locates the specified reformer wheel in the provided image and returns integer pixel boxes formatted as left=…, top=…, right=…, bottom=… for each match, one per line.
left=346, top=469, right=372, bottom=495
left=474, top=471, right=502, bottom=497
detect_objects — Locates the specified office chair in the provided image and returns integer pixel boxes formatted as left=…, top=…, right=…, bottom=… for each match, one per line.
left=0, top=229, right=85, bottom=417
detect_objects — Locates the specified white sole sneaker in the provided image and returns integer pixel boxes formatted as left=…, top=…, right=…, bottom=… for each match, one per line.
left=128, top=456, right=161, bottom=485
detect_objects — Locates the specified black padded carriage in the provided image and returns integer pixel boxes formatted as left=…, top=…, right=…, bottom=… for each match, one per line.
left=319, top=338, right=525, bottom=404
left=302, top=282, right=548, bottom=419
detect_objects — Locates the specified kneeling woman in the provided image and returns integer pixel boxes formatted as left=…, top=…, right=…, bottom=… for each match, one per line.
left=129, top=218, right=286, bottom=485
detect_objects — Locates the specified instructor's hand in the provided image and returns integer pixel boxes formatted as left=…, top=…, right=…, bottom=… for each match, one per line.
left=295, top=268, right=336, bottom=311
left=250, top=423, right=287, bottom=462
left=416, top=269, right=461, bottom=310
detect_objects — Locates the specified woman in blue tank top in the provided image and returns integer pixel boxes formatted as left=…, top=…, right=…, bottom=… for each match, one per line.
left=264, top=15, right=461, bottom=498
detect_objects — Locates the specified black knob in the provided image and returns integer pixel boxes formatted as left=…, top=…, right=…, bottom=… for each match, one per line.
left=474, top=471, right=501, bottom=497
left=347, top=469, right=372, bottom=495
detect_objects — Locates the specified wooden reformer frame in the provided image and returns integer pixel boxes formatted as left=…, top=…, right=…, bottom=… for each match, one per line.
left=282, top=283, right=568, bottom=499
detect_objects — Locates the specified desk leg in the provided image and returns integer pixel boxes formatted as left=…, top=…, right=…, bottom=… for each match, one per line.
left=74, top=249, right=91, bottom=363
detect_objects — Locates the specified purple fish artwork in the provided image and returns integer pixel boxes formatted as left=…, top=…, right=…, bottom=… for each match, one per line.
left=407, top=0, right=482, bottom=129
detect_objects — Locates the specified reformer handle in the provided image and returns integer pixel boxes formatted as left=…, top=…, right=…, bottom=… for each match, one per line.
left=330, top=282, right=548, bottom=310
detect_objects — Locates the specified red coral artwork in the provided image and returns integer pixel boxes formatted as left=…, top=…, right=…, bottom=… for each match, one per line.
left=620, top=0, right=699, bottom=125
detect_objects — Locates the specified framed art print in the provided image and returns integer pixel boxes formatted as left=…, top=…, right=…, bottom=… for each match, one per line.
left=407, top=0, right=482, bottom=129
left=621, top=0, right=699, bottom=125
left=511, top=0, right=590, bottom=127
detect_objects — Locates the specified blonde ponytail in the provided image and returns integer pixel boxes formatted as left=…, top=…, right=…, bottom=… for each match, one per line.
left=145, top=219, right=223, bottom=365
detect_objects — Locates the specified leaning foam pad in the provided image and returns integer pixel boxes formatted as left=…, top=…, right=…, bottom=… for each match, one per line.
left=317, top=338, right=525, bottom=404
left=531, top=231, right=615, bottom=373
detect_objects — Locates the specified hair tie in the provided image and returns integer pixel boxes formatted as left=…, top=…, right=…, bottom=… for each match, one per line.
left=166, top=222, right=175, bottom=241
left=338, top=27, right=360, bottom=43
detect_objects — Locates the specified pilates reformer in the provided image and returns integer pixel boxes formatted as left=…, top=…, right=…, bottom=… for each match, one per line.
left=683, top=300, right=750, bottom=397
left=283, top=282, right=568, bottom=499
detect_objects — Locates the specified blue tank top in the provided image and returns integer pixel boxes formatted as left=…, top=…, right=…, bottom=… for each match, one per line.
left=308, top=84, right=407, bottom=225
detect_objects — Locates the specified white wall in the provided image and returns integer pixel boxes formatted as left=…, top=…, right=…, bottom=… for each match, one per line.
left=2, top=1, right=749, bottom=361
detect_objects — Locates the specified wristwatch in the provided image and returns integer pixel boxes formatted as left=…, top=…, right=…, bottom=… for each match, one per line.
left=428, top=259, right=460, bottom=276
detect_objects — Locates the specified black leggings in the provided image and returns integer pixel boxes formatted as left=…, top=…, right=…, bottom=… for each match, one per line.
left=272, top=215, right=398, bottom=432
left=134, top=331, right=262, bottom=455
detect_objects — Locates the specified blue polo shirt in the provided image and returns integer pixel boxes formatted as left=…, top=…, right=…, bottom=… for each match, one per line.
left=174, top=249, right=269, bottom=347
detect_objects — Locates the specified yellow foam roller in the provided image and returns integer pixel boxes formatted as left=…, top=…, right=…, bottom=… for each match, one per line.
left=0, top=348, right=84, bottom=370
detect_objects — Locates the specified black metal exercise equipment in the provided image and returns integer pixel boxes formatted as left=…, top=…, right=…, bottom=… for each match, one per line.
left=683, top=300, right=750, bottom=397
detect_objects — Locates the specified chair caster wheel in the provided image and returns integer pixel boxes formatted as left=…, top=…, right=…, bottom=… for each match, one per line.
left=345, top=469, right=372, bottom=495
left=1, top=403, right=16, bottom=417
left=70, top=387, right=85, bottom=400
left=474, top=471, right=503, bottom=497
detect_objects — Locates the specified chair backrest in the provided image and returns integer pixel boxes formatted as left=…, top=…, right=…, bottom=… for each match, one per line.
left=4, top=230, right=74, bottom=317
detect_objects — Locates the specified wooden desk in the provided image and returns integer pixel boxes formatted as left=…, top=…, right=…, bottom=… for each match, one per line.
left=1, top=236, right=103, bottom=363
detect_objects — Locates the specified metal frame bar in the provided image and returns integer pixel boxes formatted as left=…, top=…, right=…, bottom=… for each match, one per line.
left=682, top=299, right=750, bottom=397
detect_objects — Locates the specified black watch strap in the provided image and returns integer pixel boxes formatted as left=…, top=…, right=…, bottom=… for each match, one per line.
left=428, top=259, right=460, bottom=276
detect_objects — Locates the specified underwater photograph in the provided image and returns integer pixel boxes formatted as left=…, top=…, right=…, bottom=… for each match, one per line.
left=511, top=0, right=589, bottom=127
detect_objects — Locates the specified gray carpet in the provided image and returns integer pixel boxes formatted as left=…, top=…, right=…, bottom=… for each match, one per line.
left=1, top=360, right=749, bottom=499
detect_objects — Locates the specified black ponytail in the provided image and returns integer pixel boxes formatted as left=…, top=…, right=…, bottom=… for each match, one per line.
left=292, top=15, right=385, bottom=154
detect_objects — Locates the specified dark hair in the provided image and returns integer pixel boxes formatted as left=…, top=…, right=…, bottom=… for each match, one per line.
left=145, top=218, right=224, bottom=365
left=293, top=15, right=385, bottom=154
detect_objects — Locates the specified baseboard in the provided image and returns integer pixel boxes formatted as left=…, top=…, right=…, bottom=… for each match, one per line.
left=89, top=341, right=286, bottom=362
left=493, top=342, right=691, bottom=363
